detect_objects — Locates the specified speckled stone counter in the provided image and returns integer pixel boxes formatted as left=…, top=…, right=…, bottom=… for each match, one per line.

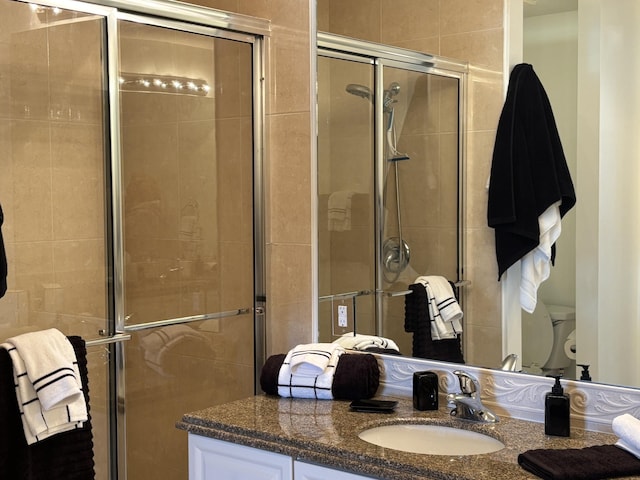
left=177, top=395, right=637, bottom=480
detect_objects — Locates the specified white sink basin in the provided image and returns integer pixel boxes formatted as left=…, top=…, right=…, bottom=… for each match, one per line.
left=358, top=423, right=505, bottom=455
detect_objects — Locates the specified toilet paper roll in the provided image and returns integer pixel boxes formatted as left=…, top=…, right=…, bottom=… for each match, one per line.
left=564, top=330, right=576, bottom=360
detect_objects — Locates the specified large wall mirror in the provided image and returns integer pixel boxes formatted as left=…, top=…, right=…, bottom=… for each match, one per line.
left=317, top=34, right=466, bottom=359
left=505, top=0, right=640, bottom=389
left=316, top=0, right=640, bottom=390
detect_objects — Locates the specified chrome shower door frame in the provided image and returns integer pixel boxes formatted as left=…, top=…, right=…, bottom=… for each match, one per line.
left=317, top=32, right=467, bottom=341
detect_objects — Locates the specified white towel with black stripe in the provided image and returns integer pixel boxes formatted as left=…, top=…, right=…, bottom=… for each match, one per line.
left=278, top=344, right=345, bottom=399
left=332, top=332, right=400, bottom=352
left=416, top=276, right=463, bottom=340
left=288, top=342, right=342, bottom=377
left=1, top=328, right=87, bottom=444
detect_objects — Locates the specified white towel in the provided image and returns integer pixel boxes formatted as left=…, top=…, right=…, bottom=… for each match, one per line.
left=327, top=191, right=354, bottom=232
left=415, top=276, right=463, bottom=340
left=277, top=345, right=345, bottom=400
left=1, top=329, right=87, bottom=445
left=7, top=328, right=82, bottom=410
left=520, top=201, right=562, bottom=313
left=613, top=414, right=640, bottom=458
left=288, top=343, right=342, bottom=377
left=332, top=332, right=400, bottom=352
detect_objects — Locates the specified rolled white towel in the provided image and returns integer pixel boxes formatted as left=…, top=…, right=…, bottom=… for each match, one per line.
left=613, top=414, right=640, bottom=458
left=288, top=343, right=343, bottom=377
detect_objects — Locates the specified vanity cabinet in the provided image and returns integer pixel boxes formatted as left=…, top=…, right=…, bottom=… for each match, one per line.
left=293, top=460, right=374, bottom=480
left=188, top=434, right=374, bottom=480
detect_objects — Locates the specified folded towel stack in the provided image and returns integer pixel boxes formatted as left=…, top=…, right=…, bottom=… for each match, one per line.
left=1, top=328, right=88, bottom=445
left=332, top=332, right=400, bottom=354
left=260, top=348, right=380, bottom=400
left=613, top=413, right=640, bottom=458
left=277, top=343, right=344, bottom=400
left=518, top=444, right=640, bottom=480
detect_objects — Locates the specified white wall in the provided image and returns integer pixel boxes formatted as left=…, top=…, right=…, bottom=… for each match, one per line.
left=507, top=0, right=640, bottom=386
left=576, top=0, right=640, bottom=386
left=524, top=11, right=578, bottom=308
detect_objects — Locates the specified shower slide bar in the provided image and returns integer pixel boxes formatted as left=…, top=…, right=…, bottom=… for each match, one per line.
left=86, top=333, right=132, bottom=347
left=123, top=306, right=261, bottom=332
left=319, top=281, right=471, bottom=303
left=384, top=280, right=471, bottom=298
left=318, top=290, right=373, bottom=303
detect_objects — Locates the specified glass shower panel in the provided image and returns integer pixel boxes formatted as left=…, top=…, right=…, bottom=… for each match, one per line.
left=379, top=66, right=461, bottom=353
left=0, top=0, right=110, bottom=340
left=119, top=22, right=255, bottom=323
left=317, top=55, right=375, bottom=341
left=118, top=21, right=256, bottom=479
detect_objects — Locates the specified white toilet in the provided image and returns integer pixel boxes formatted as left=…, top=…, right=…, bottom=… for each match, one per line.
left=522, top=302, right=576, bottom=379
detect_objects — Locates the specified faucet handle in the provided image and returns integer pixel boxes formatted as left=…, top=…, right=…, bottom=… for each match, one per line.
left=452, top=370, right=480, bottom=395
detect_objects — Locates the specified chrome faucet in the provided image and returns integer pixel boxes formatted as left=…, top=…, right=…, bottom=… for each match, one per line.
left=446, top=370, right=499, bottom=423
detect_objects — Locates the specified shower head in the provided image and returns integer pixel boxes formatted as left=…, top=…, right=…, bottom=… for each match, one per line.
left=346, top=83, right=372, bottom=100
left=387, top=82, right=400, bottom=97
left=346, top=82, right=401, bottom=112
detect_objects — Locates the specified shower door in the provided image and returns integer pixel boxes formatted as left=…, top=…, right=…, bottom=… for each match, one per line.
left=317, top=34, right=466, bottom=357
left=0, top=1, right=266, bottom=479
left=117, top=16, right=261, bottom=480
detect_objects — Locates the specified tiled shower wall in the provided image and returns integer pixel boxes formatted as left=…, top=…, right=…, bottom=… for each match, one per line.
left=317, top=0, right=506, bottom=367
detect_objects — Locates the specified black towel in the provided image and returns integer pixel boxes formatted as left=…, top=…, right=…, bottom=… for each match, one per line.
left=0, top=202, right=7, bottom=298
left=518, top=444, right=640, bottom=480
left=488, top=63, right=576, bottom=279
left=0, top=336, right=95, bottom=480
left=404, top=283, right=464, bottom=363
left=260, top=353, right=379, bottom=400
left=331, top=353, right=379, bottom=400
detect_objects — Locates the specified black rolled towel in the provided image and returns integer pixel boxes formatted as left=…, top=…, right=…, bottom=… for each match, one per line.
left=260, top=353, right=287, bottom=396
left=518, top=444, right=640, bottom=480
left=259, top=353, right=380, bottom=400
left=332, top=353, right=379, bottom=400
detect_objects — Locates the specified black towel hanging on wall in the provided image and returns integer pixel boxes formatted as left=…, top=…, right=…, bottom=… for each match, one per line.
left=487, top=63, right=576, bottom=279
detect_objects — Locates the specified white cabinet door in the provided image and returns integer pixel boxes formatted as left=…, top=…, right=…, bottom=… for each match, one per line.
left=294, top=461, right=375, bottom=480
left=189, top=433, right=293, bottom=480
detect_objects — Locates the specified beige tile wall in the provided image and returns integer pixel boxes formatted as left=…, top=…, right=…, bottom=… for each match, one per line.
left=318, top=0, right=506, bottom=367
left=187, top=0, right=315, bottom=356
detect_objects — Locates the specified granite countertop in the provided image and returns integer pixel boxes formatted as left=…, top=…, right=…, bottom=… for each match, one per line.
left=177, top=394, right=633, bottom=480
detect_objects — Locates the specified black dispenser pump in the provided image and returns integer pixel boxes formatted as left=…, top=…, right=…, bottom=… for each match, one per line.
left=578, top=364, right=592, bottom=381
left=551, top=376, right=564, bottom=395
left=545, top=376, right=570, bottom=437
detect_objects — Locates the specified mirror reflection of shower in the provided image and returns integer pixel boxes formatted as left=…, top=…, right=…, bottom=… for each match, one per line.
left=346, top=81, right=411, bottom=283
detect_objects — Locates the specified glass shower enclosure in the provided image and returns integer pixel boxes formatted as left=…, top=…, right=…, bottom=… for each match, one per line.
left=0, top=1, right=266, bottom=478
left=317, top=33, right=467, bottom=357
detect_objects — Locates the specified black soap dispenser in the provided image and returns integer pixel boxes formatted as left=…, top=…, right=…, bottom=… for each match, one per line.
left=545, top=376, right=570, bottom=437
left=578, top=364, right=592, bottom=381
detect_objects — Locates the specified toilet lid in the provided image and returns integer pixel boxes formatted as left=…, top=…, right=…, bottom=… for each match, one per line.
left=521, top=302, right=553, bottom=370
